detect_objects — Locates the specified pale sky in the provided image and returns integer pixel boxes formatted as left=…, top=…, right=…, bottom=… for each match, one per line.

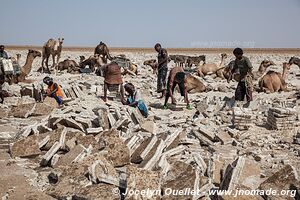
left=1, top=0, right=300, bottom=48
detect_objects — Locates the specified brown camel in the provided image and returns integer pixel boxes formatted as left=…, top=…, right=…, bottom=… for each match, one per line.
left=94, top=42, right=112, bottom=64
left=259, top=62, right=290, bottom=93
left=79, top=55, right=103, bottom=72
left=143, top=59, right=157, bottom=74
left=57, top=59, right=80, bottom=73
left=252, top=60, right=276, bottom=80
left=1, top=50, right=41, bottom=85
left=197, top=53, right=227, bottom=77
left=186, top=74, right=207, bottom=93
left=121, top=62, right=138, bottom=76
left=40, top=38, right=64, bottom=73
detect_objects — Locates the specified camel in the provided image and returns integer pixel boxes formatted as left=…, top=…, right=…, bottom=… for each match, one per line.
left=187, top=55, right=206, bottom=67
left=94, top=42, right=112, bottom=64
left=121, top=63, right=138, bottom=76
left=197, top=53, right=227, bottom=77
left=253, top=60, right=276, bottom=80
left=221, top=59, right=275, bottom=81
left=185, top=74, right=207, bottom=93
left=143, top=59, right=157, bottom=74
left=259, top=62, right=290, bottom=93
left=40, top=38, right=64, bottom=73
left=169, top=55, right=189, bottom=67
left=289, top=57, right=300, bottom=68
left=57, top=59, right=80, bottom=73
left=79, top=55, right=104, bottom=72
left=1, top=49, right=41, bottom=85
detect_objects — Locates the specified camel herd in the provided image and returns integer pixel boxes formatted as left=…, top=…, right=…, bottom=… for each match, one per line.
left=1, top=38, right=300, bottom=96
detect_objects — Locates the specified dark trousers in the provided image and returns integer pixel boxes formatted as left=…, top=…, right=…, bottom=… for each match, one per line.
left=235, top=81, right=253, bottom=101
left=157, top=67, right=168, bottom=93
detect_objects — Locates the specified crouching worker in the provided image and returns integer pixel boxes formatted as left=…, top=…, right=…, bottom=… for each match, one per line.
left=164, top=69, right=191, bottom=110
left=43, top=76, right=63, bottom=106
left=103, top=61, right=124, bottom=102
left=122, top=83, right=148, bottom=118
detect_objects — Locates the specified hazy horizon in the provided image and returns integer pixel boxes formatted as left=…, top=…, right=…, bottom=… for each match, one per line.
left=1, top=0, right=300, bottom=48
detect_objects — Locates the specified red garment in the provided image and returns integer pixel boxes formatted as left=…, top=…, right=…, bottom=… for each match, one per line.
left=104, top=62, right=123, bottom=85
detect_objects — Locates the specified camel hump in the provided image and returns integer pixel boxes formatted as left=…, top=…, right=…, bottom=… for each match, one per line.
left=44, top=38, right=61, bottom=50
left=44, top=39, right=56, bottom=47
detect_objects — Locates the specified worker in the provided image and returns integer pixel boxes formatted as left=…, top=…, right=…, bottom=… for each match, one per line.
left=43, top=76, right=64, bottom=106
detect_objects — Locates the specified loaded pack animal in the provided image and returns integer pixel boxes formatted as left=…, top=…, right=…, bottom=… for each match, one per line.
left=1, top=49, right=41, bottom=84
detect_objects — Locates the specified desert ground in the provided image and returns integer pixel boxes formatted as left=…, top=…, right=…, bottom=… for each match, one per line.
left=0, top=47, right=300, bottom=199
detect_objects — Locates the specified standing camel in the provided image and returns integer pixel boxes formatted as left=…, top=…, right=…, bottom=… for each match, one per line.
left=94, top=41, right=112, bottom=64
left=40, top=38, right=64, bottom=73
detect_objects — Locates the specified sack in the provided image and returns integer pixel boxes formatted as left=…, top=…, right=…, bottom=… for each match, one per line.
left=0, top=59, right=14, bottom=75
left=113, top=57, right=130, bottom=69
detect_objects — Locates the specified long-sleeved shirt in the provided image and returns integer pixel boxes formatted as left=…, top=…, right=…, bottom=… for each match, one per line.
left=232, top=56, right=253, bottom=80
left=0, top=51, right=9, bottom=59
